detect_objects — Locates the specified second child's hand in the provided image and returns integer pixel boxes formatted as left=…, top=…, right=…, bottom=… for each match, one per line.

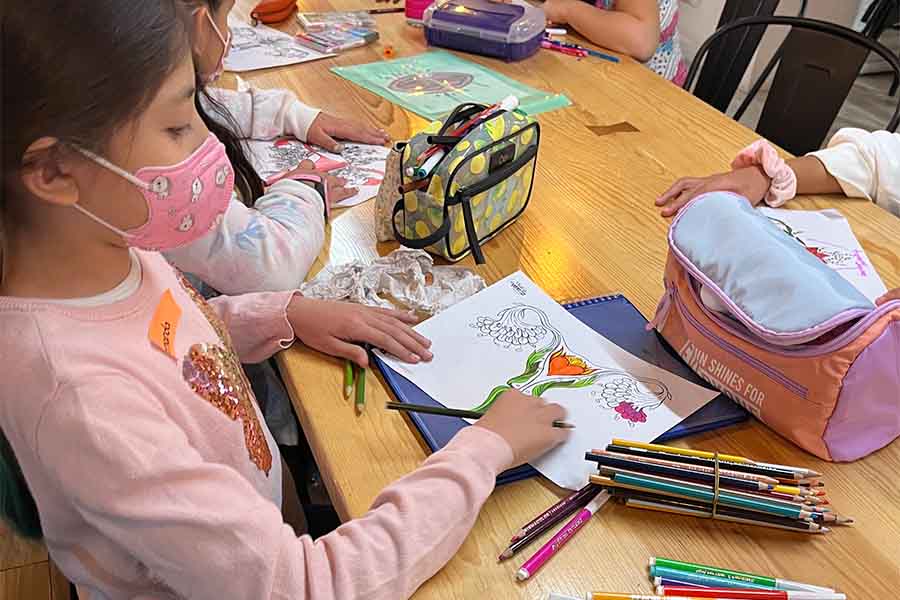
left=287, top=297, right=433, bottom=367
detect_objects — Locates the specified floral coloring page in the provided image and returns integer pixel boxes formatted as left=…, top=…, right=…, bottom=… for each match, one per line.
left=760, top=207, right=887, bottom=302
left=379, top=271, right=718, bottom=489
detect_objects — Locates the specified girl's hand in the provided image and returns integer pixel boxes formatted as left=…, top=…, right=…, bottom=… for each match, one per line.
left=307, top=113, right=390, bottom=152
left=542, top=0, right=575, bottom=24
left=287, top=296, right=433, bottom=367
left=876, top=288, right=900, bottom=306
left=476, top=390, right=571, bottom=466
left=655, top=166, right=771, bottom=217
left=281, top=160, right=358, bottom=206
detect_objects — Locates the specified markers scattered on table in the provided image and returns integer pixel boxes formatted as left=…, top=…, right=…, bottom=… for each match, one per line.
left=385, top=401, right=575, bottom=429
left=541, top=35, right=620, bottom=63
left=516, top=496, right=604, bottom=581
left=585, top=440, right=849, bottom=533
left=545, top=27, right=567, bottom=36
left=549, top=556, right=843, bottom=600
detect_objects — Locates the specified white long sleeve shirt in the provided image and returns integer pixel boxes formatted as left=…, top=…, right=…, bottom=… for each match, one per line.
left=808, top=128, right=900, bottom=218
left=165, top=87, right=325, bottom=294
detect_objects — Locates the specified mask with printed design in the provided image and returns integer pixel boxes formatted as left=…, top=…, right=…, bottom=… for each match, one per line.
left=199, top=9, right=231, bottom=83
left=76, top=133, right=234, bottom=251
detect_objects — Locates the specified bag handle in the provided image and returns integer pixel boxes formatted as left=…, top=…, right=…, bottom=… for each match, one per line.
left=391, top=198, right=451, bottom=248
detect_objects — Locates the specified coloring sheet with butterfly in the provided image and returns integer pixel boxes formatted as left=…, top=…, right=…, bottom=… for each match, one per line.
left=760, top=207, right=888, bottom=302
left=245, top=138, right=390, bottom=207
left=224, top=16, right=333, bottom=72
left=379, top=271, right=718, bottom=490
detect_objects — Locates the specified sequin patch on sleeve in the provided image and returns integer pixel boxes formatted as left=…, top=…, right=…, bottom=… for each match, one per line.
left=182, top=343, right=273, bottom=475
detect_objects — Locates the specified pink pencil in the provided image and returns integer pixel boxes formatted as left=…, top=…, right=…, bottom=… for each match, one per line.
left=515, top=496, right=605, bottom=581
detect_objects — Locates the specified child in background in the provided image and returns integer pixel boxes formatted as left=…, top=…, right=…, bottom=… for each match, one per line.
left=541, top=0, right=686, bottom=85
left=655, top=131, right=900, bottom=304
left=0, top=3, right=569, bottom=600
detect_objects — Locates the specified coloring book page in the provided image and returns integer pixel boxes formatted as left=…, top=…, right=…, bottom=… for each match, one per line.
left=331, top=51, right=571, bottom=120
left=225, top=16, right=333, bottom=72
left=379, top=272, right=718, bottom=490
left=245, top=138, right=389, bottom=208
left=760, top=207, right=887, bottom=302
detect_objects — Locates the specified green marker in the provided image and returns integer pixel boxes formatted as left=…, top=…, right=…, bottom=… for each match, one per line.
left=650, top=557, right=835, bottom=592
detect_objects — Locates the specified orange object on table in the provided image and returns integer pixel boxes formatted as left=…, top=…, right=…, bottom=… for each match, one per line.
left=251, top=0, right=297, bottom=25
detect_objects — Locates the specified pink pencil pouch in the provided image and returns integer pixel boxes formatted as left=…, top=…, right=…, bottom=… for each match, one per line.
left=650, top=192, right=900, bottom=461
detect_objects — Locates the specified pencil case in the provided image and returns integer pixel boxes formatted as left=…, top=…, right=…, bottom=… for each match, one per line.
left=251, top=0, right=297, bottom=25
left=391, top=102, right=540, bottom=264
left=650, top=192, right=900, bottom=461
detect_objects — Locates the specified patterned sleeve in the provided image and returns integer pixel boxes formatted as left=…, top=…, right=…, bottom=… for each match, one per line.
left=163, top=180, right=325, bottom=294
left=204, top=86, right=322, bottom=142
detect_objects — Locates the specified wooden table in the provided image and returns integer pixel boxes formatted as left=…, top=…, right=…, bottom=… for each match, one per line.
left=233, top=1, right=900, bottom=597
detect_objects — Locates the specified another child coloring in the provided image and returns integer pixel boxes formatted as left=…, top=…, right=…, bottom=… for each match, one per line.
left=0, top=2, right=569, bottom=599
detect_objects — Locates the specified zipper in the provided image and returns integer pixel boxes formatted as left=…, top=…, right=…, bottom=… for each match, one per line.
left=672, top=290, right=809, bottom=399
left=646, top=285, right=673, bottom=332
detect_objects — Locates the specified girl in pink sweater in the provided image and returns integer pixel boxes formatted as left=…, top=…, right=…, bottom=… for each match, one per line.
left=0, top=3, right=569, bottom=599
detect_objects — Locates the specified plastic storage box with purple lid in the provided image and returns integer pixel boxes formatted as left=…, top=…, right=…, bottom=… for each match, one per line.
left=423, top=0, right=546, bottom=62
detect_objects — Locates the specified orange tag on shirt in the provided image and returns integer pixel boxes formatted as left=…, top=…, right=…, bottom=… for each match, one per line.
left=149, top=290, right=182, bottom=358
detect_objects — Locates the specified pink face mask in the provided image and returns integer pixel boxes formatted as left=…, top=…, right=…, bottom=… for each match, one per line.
left=76, top=133, right=234, bottom=252
left=200, top=9, right=231, bottom=83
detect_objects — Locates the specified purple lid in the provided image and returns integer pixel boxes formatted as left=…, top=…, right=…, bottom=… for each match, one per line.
left=430, top=0, right=525, bottom=33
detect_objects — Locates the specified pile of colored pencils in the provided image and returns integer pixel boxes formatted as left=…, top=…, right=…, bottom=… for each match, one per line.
left=586, top=440, right=853, bottom=534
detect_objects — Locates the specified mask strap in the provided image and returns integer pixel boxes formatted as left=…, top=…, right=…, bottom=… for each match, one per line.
left=204, top=9, right=229, bottom=53
left=76, top=147, right=150, bottom=190
left=72, top=203, right=132, bottom=239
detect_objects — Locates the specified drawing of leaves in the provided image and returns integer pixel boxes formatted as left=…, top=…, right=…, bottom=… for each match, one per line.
left=470, top=385, right=512, bottom=414
left=506, top=347, right=553, bottom=386
left=529, top=375, right=599, bottom=397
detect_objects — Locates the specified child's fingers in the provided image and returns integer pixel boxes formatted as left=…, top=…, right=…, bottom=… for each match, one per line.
left=315, top=131, right=343, bottom=153
left=656, top=178, right=700, bottom=205
left=329, top=186, right=358, bottom=204
left=876, top=288, right=900, bottom=305
left=360, top=324, right=426, bottom=364
left=375, top=307, right=420, bottom=324
left=372, top=314, right=433, bottom=352
left=660, top=185, right=705, bottom=217
left=327, top=339, right=370, bottom=367
left=369, top=319, right=433, bottom=361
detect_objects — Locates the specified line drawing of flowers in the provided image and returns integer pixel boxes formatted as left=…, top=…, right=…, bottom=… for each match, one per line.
left=469, top=304, right=671, bottom=425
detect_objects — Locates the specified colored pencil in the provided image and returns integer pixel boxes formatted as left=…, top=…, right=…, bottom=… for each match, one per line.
left=516, top=497, right=603, bottom=581
left=355, top=363, right=366, bottom=415
left=591, top=473, right=816, bottom=520
left=655, top=586, right=846, bottom=599
left=508, top=483, right=597, bottom=542
left=343, top=359, right=354, bottom=399
left=587, top=594, right=741, bottom=600
left=623, top=497, right=826, bottom=534
left=608, top=489, right=826, bottom=533
left=591, top=449, right=779, bottom=485
left=604, top=445, right=806, bottom=482
left=499, top=486, right=602, bottom=561
left=649, top=558, right=836, bottom=593
left=610, top=440, right=821, bottom=478
left=586, top=452, right=776, bottom=493
left=544, top=40, right=620, bottom=63
left=385, top=401, right=576, bottom=428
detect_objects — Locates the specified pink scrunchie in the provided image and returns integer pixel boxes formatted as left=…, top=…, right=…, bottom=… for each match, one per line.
left=731, top=140, right=798, bottom=207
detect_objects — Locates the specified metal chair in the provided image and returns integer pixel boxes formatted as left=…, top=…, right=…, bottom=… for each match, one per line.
left=685, top=16, right=900, bottom=155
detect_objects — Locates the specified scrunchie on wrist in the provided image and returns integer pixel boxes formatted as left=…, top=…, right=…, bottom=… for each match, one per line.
left=731, top=140, right=798, bottom=207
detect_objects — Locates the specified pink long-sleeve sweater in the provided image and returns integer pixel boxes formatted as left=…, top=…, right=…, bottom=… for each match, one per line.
left=0, top=250, right=512, bottom=600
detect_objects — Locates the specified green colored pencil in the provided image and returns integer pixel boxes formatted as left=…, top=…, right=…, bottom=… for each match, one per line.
left=343, top=360, right=354, bottom=399
left=355, top=364, right=366, bottom=415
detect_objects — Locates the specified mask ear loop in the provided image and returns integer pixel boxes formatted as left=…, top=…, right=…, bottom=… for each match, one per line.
left=71, top=147, right=148, bottom=238
left=202, top=9, right=230, bottom=71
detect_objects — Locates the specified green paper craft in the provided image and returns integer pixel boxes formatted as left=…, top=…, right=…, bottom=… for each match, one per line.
left=331, top=50, right=571, bottom=120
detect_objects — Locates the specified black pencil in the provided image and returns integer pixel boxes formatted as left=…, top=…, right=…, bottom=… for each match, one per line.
left=385, top=401, right=575, bottom=429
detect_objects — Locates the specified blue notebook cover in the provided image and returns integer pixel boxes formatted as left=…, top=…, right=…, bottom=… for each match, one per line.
left=372, top=293, right=748, bottom=485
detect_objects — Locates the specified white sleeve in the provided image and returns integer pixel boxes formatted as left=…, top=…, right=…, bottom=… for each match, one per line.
left=204, top=86, right=322, bottom=142
left=807, top=128, right=900, bottom=217
left=164, top=180, right=325, bottom=294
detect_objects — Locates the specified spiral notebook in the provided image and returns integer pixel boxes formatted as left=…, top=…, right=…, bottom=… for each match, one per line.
left=372, top=293, right=748, bottom=485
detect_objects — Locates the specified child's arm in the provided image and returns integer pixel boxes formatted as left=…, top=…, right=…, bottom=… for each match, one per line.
left=163, top=179, right=326, bottom=294
left=37, top=382, right=562, bottom=600
left=655, top=129, right=900, bottom=217
left=544, top=0, right=660, bottom=61
left=206, top=87, right=390, bottom=151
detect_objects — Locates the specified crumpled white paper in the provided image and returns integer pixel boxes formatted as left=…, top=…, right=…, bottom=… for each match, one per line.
left=299, top=248, right=485, bottom=315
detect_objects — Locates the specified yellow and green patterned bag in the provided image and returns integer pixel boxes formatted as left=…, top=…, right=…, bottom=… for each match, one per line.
left=392, top=103, right=540, bottom=264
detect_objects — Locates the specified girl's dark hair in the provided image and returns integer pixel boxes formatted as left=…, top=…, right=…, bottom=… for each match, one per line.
left=191, top=0, right=265, bottom=205
left=0, top=0, right=192, bottom=539
left=197, top=87, right=265, bottom=204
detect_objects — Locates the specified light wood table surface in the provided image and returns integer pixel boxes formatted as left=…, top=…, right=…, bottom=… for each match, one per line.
left=232, top=1, right=900, bottom=597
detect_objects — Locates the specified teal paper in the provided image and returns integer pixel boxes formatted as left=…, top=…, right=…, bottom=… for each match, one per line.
left=331, top=50, right=571, bottom=120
